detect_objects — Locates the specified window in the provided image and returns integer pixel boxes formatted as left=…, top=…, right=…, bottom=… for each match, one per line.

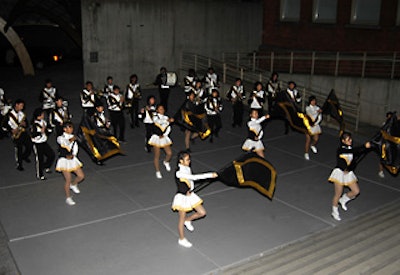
left=397, top=0, right=400, bottom=25
left=350, top=0, right=381, bottom=25
left=280, top=0, right=301, bottom=22
left=313, top=0, right=337, bottom=23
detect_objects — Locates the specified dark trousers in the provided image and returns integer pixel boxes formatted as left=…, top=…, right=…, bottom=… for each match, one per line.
left=159, top=88, right=170, bottom=111
left=128, top=100, right=140, bottom=127
left=207, top=114, right=222, bottom=137
left=145, top=123, right=153, bottom=151
left=232, top=101, right=244, bottom=127
left=33, top=142, right=55, bottom=178
left=13, top=131, right=32, bottom=167
left=109, top=110, right=125, bottom=141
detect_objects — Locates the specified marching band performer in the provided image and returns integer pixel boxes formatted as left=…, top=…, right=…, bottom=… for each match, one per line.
left=0, top=88, right=12, bottom=139
left=103, top=76, right=114, bottom=99
left=92, top=99, right=112, bottom=136
left=154, top=67, right=171, bottom=112
left=248, top=81, right=266, bottom=117
left=193, top=81, right=207, bottom=103
left=184, top=69, right=198, bottom=95
left=226, top=78, right=245, bottom=127
left=242, top=109, right=270, bottom=158
left=304, top=96, right=322, bottom=160
left=329, top=132, right=371, bottom=221
left=125, top=74, right=142, bottom=128
left=39, top=79, right=59, bottom=121
left=6, top=99, right=32, bottom=171
left=80, top=81, right=97, bottom=116
left=205, top=88, right=223, bottom=143
left=202, top=67, right=219, bottom=95
left=138, top=95, right=157, bottom=153
left=31, top=108, right=55, bottom=180
left=107, top=85, right=126, bottom=142
left=55, top=122, right=85, bottom=206
left=49, top=96, right=72, bottom=137
left=267, top=72, right=280, bottom=112
left=285, top=81, right=302, bottom=111
left=148, top=105, right=174, bottom=179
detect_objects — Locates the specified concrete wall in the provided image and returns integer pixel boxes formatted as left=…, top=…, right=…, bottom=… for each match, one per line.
left=81, top=0, right=263, bottom=88
left=279, top=73, right=400, bottom=127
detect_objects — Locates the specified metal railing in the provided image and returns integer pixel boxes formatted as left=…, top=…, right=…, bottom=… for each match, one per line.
left=221, top=51, right=400, bottom=79
left=179, top=52, right=362, bottom=131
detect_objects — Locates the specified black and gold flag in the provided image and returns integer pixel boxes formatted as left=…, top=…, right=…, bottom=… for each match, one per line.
left=276, top=101, right=313, bottom=135
left=217, top=153, right=277, bottom=199
left=322, top=89, right=345, bottom=135
left=78, top=114, right=123, bottom=162
left=371, top=113, right=400, bottom=175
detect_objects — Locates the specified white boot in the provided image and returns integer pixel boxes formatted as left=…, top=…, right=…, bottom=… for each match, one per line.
left=339, top=194, right=351, bottom=211
left=331, top=206, right=341, bottom=221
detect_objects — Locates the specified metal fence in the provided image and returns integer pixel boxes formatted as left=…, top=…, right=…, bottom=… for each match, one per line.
left=221, top=51, right=400, bottom=79
left=179, top=52, right=362, bottom=131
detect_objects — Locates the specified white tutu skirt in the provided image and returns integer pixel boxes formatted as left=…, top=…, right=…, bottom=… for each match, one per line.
left=55, top=157, right=83, bottom=172
left=328, top=168, right=358, bottom=186
left=171, top=192, right=203, bottom=212
left=242, top=139, right=264, bottom=152
left=148, top=135, right=172, bottom=148
left=310, top=125, right=321, bottom=135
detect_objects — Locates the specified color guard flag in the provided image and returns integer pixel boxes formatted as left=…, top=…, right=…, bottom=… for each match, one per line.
left=217, top=153, right=277, bottom=199
left=276, top=101, right=313, bottom=135
left=322, top=89, right=345, bottom=135
left=371, top=112, right=400, bottom=175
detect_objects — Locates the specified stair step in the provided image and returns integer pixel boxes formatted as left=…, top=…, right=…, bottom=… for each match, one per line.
left=221, top=201, right=400, bottom=275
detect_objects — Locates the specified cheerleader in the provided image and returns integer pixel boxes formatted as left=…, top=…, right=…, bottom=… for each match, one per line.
left=304, top=95, right=322, bottom=160
left=148, top=104, right=174, bottom=179
left=242, top=109, right=270, bottom=158
left=31, top=108, right=55, bottom=180
left=226, top=78, right=245, bottom=127
left=138, top=95, right=157, bottom=153
left=248, top=81, right=266, bottom=117
left=55, top=122, right=85, bottom=206
left=328, top=132, right=370, bottom=221
left=171, top=151, right=218, bottom=248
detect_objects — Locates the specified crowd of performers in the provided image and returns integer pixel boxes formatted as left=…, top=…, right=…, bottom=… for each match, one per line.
left=0, top=68, right=399, bottom=248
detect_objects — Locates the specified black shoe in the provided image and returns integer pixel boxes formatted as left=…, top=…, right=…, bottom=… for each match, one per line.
left=45, top=168, right=52, bottom=173
left=37, top=175, right=46, bottom=180
left=16, top=165, right=24, bottom=171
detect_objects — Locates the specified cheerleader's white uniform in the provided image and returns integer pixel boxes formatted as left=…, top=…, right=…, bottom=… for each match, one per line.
left=172, top=164, right=214, bottom=212
left=148, top=113, right=172, bottom=148
left=55, top=133, right=83, bottom=172
left=306, top=104, right=322, bottom=135
left=328, top=144, right=368, bottom=186
left=242, top=115, right=267, bottom=152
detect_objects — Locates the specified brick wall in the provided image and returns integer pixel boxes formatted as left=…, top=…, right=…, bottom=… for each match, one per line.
left=262, top=0, right=400, bottom=52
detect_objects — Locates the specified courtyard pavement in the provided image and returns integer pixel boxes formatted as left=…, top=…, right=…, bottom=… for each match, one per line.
left=0, top=61, right=399, bottom=275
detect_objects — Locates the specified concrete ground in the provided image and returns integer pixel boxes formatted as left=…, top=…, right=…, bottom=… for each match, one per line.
left=0, top=61, right=399, bottom=275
